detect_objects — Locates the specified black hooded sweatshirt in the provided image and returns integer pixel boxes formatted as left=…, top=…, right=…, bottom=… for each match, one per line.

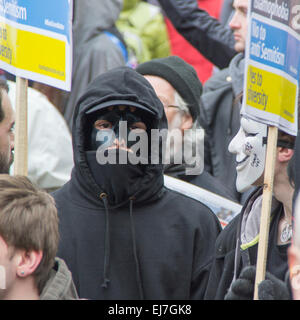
left=53, top=67, right=221, bottom=300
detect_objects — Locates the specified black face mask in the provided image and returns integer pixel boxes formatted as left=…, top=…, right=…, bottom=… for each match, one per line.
left=88, top=107, right=151, bottom=152
left=84, top=106, right=163, bottom=206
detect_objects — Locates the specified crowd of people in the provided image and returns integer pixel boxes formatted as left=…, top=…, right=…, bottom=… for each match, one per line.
left=0, top=0, right=299, bottom=301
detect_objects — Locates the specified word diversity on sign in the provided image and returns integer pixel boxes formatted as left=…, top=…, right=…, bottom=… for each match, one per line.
left=243, top=0, right=300, bottom=135
left=0, top=0, right=72, bottom=90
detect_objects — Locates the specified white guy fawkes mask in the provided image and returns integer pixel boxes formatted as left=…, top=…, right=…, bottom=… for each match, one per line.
left=228, top=115, right=268, bottom=192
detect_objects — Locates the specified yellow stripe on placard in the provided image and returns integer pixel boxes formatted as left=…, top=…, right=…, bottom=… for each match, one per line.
left=246, top=65, right=297, bottom=123
left=0, top=22, right=65, bottom=81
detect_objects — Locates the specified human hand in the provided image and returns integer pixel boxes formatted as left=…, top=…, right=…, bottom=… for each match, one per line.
left=225, top=266, right=291, bottom=300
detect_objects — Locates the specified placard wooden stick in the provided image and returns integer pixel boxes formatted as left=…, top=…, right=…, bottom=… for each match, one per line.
left=254, top=125, right=278, bottom=300
left=14, top=77, right=28, bottom=176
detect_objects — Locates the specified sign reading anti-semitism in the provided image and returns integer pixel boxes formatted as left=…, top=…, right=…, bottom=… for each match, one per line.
left=242, top=0, right=300, bottom=135
left=0, top=0, right=73, bottom=90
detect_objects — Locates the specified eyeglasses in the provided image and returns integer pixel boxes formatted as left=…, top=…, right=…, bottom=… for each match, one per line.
left=164, top=105, right=188, bottom=116
left=163, top=104, right=181, bottom=111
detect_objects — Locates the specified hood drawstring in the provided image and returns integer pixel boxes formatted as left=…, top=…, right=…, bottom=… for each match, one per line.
left=129, top=197, right=144, bottom=300
left=99, top=193, right=144, bottom=298
left=100, top=193, right=110, bottom=288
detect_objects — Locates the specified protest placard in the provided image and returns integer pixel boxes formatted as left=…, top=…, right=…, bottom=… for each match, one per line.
left=0, top=0, right=73, bottom=90
left=242, top=0, right=300, bottom=135
left=164, top=175, right=242, bottom=229
left=0, top=1, right=73, bottom=175
left=242, top=0, right=300, bottom=300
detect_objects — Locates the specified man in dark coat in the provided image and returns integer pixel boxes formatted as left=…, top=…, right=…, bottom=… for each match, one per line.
left=137, top=55, right=238, bottom=202
left=157, top=0, right=251, bottom=203
left=205, top=113, right=297, bottom=300
left=214, top=99, right=300, bottom=301
left=53, top=66, right=221, bottom=300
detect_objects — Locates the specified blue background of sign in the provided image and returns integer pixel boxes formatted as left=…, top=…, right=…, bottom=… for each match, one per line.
left=250, top=18, right=300, bottom=80
left=0, top=0, right=71, bottom=41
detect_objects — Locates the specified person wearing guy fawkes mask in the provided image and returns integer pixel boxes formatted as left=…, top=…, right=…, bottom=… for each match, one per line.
left=52, top=66, right=221, bottom=300
left=205, top=110, right=298, bottom=300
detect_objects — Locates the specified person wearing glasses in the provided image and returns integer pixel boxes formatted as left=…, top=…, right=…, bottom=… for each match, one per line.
left=137, top=56, right=237, bottom=202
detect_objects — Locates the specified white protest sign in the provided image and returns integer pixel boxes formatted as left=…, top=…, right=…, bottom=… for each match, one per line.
left=164, top=175, right=242, bottom=228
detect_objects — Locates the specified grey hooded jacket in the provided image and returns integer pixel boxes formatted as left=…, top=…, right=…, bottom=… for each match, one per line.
left=63, top=0, right=126, bottom=129
left=40, top=257, right=79, bottom=300
left=200, top=53, right=245, bottom=202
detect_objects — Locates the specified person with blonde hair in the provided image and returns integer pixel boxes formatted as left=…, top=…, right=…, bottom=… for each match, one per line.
left=0, top=175, right=78, bottom=300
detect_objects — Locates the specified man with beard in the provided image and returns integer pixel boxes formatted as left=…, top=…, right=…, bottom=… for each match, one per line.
left=136, top=55, right=238, bottom=202
left=155, top=0, right=251, bottom=203
left=52, top=66, right=221, bottom=300
left=0, top=79, right=14, bottom=174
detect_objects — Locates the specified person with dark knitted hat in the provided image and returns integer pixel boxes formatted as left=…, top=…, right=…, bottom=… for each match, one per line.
left=136, top=55, right=238, bottom=202
left=137, top=56, right=201, bottom=122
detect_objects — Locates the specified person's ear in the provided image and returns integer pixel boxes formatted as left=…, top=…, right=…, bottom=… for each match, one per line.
left=16, top=250, right=43, bottom=278
left=277, top=147, right=294, bottom=163
left=181, top=113, right=193, bottom=131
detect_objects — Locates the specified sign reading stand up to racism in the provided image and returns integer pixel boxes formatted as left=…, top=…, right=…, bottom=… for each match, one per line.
left=242, top=0, right=300, bottom=135
left=0, top=0, right=73, bottom=91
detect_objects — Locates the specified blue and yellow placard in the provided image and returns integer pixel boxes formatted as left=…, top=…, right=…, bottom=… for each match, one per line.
left=243, top=0, right=300, bottom=135
left=0, top=0, right=72, bottom=91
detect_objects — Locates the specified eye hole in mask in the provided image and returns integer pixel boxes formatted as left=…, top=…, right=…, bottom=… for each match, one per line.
left=87, top=105, right=152, bottom=152
left=94, top=112, right=147, bottom=132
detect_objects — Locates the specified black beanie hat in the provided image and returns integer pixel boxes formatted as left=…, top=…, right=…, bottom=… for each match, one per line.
left=136, top=55, right=202, bottom=122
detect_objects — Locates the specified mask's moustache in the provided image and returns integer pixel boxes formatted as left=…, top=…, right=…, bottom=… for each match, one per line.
left=95, top=146, right=149, bottom=166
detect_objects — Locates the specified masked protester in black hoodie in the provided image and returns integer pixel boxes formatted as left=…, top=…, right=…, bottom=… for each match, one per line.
left=52, top=66, right=221, bottom=300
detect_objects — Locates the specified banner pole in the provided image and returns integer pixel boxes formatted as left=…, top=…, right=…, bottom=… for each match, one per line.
left=254, top=125, right=278, bottom=300
left=14, top=76, right=28, bottom=176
